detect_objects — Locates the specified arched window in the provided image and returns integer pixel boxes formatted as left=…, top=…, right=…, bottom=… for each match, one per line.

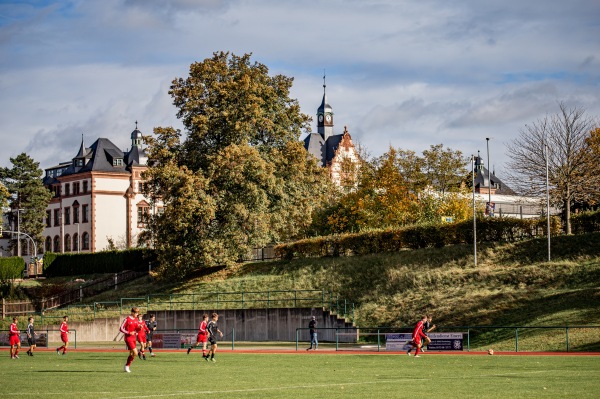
left=53, top=236, right=60, bottom=252
left=64, top=234, right=71, bottom=252
left=82, top=232, right=90, bottom=250
left=73, top=233, right=79, bottom=252
left=45, top=236, right=52, bottom=252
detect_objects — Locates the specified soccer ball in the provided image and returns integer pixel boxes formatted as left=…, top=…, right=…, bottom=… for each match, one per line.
left=488, top=349, right=494, bottom=355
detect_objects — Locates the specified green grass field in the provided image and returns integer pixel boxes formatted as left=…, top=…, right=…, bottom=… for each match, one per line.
left=1, top=351, right=598, bottom=399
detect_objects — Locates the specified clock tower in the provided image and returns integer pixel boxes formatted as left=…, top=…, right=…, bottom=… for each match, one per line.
left=317, top=75, right=334, bottom=141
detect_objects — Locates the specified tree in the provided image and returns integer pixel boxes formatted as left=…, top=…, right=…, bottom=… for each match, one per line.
left=0, top=153, right=52, bottom=255
left=0, top=183, right=9, bottom=210
left=506, top=103, right=598, bottom=234
left=143, top=52, right=331, bottom=278
left=421, top=144, right=468, bottom=195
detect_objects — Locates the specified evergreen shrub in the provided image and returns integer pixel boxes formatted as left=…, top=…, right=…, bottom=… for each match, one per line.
left=0, top=257, right=25, bottom=280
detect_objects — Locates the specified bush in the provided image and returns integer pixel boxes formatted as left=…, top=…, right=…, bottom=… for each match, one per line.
left=0, top=257, right=25, bottom=280
left=571, top=210, right=600, bottom=234
left=275, top=216, right=565, bottom=259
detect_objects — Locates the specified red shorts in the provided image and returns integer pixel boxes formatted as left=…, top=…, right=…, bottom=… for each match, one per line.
left=125, top=335, right=137, bottom=350
left=9, top=335, right=20, bottom=346
left=137, top=335, right=147, bottom=344
left=412, top=336, right=422, bottom=346
left=196, top=333, right=207, bottom=344
left=61, top=333, right=69, bottom=343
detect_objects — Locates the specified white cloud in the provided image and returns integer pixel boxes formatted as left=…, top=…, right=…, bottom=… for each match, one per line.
left=0, top=0, right=599, bottom=182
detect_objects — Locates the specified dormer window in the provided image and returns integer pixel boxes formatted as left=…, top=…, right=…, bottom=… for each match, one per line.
left=113, top=158, right=123, bottom=166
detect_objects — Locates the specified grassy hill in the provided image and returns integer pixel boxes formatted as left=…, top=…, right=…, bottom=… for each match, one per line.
left=13, top=232, right=600, bottom=350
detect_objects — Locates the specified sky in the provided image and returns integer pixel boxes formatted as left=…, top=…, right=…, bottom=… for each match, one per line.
left=1, top=0, right=599, bottom=180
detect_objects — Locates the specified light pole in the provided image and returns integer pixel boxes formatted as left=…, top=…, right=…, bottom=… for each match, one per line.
left=15, top=208, right=25, bottom=257
left=545, top=144, right=551, bottom=262
left=486, top=138, right=492, bottom=216
left=472, top=155, right=477, bottom=267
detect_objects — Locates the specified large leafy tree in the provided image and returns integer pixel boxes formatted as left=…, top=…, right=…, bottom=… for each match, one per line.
left=0, top=153, right=52, bottom=256
left=311, top=145, right=471, bottom=234
left=506, top=103, right=598, bottom=234
left=143, top=52, right=331, bottom=278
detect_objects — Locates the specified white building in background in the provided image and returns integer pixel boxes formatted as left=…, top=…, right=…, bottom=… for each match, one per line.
left=41, top=124, right=161, bottom=253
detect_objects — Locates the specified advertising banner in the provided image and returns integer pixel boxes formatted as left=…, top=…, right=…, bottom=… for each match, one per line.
left=385, top=332, right=464, bottom=351
left=0, top=332, right=48, bottom=348
left=150, top=333, right=182, bottom=349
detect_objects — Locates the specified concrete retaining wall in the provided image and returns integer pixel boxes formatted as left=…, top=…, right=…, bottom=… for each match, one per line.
left=41, top=308, right=356, bottom=343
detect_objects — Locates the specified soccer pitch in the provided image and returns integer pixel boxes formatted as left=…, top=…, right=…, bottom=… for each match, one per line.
left=1, top=351, right=598, bottom=399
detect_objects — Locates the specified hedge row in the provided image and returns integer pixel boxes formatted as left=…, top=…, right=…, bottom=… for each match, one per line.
left=274, top=217, right=562, bottom=259
left=571, top=210, right=600, bottom=234
left=43, top=249, right=156, bottom=277
left=0, top=257, right=25, bottom=280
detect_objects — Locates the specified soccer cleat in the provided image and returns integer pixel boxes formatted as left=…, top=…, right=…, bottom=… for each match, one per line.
left=143, top=354, right=146, bottom=360
left=124, top=365, right=131, bottom=373
left=414, top=355, right=421, bottom=358
left=211, top=358, right=216, bottom=362
left=56, top=348, right=60, bottom=355
left=205, top=356, right=209, bottom=361
left=407, top=352, right=411, bottom=356
left=151, top=353, right=156, bottom=357
left=14, top=355, right=19, bottom=359
left=187, top=347, right=191, bottom=355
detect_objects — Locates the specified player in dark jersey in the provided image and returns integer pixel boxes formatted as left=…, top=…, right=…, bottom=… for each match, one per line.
left=26, top=317, right=36, bottom=356
left=421, top=315, right=436, bottom=352
left=206, top=313, right=223, bottom=362
left=146, top=314, right=157, bottom=357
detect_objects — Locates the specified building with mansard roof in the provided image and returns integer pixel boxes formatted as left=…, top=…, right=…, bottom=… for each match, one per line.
left=303, top=80, right=361, bottom=186
left=472, top=154, right=555, bottom=218
left=41, top=124, right=160, bottom=254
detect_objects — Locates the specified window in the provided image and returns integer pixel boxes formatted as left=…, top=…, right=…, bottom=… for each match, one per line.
left=82, top=204, right=89, bottom=223
left=46, top=211, right=52, bottom=227
left=64, top=207, right=71, bottom=225
left=113, top=158, right=123, bottom=166
left=53, top=236, right=60, bottom=252
left=137, top=206, right=150, bottom=225
left=54, top=209, right=60, bottom=226
left=45, top=236, right=52, bottom=252
left=83, top=180, right=88, bottom=193
left=64, top=234, right=71, bottom=252
left=65, top=183, right=70, bottom=196
left=73, top=233, right=79, bottom=252
left=73, top=182, right=80, bottom=195
left=82, top=232, right=90, bottom=250
left=73, top=205, right=79, bottom=224
left=138, top=182, right=147, bottom=193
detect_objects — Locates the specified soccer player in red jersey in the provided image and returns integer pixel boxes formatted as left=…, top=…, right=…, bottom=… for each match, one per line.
left=187, top=314, right=209, bottom=359
left=406, top=315, right=428, bottom=357
left=9, top=317, right=21, bottom=359
left=56, top=316, right=71, bottom=355
left=136, top=314, right=150, bottom=360
left=120, top=307, right=140, bottom=372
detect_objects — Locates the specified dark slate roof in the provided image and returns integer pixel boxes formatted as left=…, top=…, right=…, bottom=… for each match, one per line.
left=54, top=138, right=130, bottom=176
left=303, top=132, right=325, bottom=166
left=125, top=145, right=148, bottom=167
left=303, top=131, right=346, bottom=167
left=474, top=156, right=515, bottom=195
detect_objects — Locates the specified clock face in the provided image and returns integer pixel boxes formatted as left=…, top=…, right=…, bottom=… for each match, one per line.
left=318, top=114, right=323, bottom=122
left=325, top=114, right=332, bottom=122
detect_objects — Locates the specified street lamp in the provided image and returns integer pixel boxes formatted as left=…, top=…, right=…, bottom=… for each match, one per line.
left=486, top=138, right=492, bottom=216
left=472, top=155, right=477, bottom=267
left=15, top=208, right=25, bottom=257
left=545, top=144, right=551, bottom=262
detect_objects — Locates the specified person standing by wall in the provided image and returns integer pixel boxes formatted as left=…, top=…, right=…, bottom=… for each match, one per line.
left=26, top=317, right=36, bottom=356
left=145, top=314, right=157, bottom=357
left=187, top=314, right=209, bottom=359
left=9, top=317, right=21, bottom=359
left=120, top=307, right=140, bottom=372
left=307, top=316, right=318, bottom=351
left=56, top=316, right=70, bottom=355
left=206, top=313, right=223, bottom=362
